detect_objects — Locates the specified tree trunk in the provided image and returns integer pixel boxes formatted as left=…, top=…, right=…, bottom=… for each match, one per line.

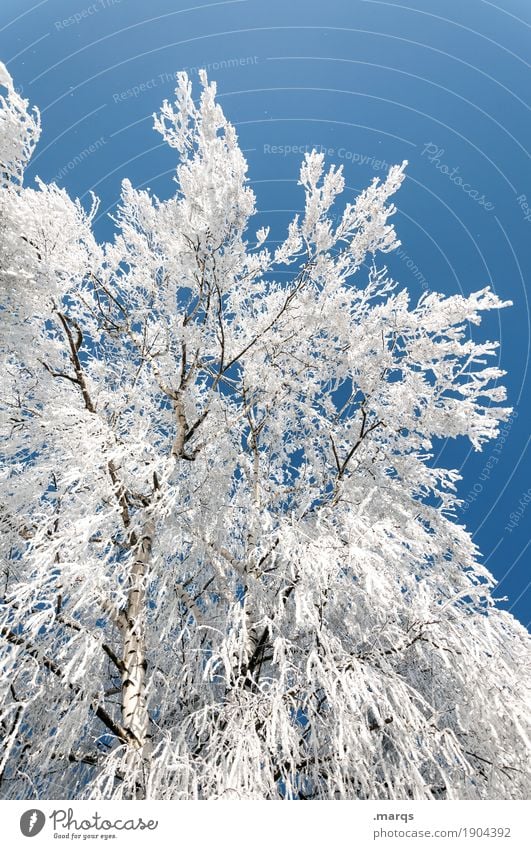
left=121, top=520, right=154, bottom=750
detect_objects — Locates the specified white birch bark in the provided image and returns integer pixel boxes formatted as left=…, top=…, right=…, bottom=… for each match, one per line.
left=121, top=520, right=154, bottom=750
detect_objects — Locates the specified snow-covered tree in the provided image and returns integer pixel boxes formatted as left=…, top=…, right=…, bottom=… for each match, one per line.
left=0, top=64, right=529, bottom=801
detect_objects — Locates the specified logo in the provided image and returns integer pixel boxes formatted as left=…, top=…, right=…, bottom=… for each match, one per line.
left=20, top=809, right=46, bottom=837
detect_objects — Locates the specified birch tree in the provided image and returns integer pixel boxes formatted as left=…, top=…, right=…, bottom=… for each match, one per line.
left=0, top=64, right=529, bottom=801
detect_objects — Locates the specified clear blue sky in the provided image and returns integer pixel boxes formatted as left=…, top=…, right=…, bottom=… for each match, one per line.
left=1, top=0, right=529, bottom=625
